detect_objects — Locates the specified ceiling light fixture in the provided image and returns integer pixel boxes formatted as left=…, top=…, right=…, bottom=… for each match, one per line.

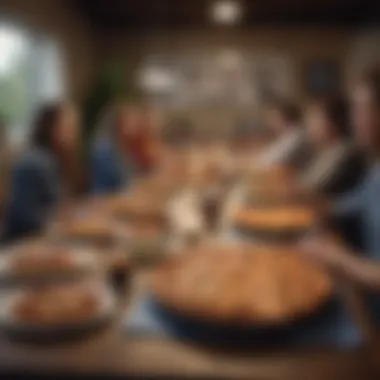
left=211, top=1, right=242, bottom=25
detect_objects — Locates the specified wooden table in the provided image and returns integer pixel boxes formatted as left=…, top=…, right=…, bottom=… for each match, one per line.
left=0, top=332, right=378, bottom=379
left=0, top=274, right=379, bottom=379
left=0, top=186, right=378, bottom=379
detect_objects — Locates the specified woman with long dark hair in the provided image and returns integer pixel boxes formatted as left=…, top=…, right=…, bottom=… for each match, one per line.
left=2, top=102, right=79, bottom=242
left=299, top=64, right=380, bottom=343
left=300, top=94, right=366, bottom=195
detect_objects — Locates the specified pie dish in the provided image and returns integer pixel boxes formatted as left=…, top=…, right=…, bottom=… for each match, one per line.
left=55, top=216, right=119, bottom=244
left=101, top=194, right=168, bottom=225
left=151, top=243, right=332, bottom=326
left=0, top=242, right=97, bottom=283
left=247, top=165, right=292, bottom=184
left=233, top=206, right=316, bottom=239
left=4, top=282, right=112, bottom=327
left=125, top=223, right=168, bottom=265
left=132, top=177, right=182, bottom=200
left=127, top=223, right=164, bottom=239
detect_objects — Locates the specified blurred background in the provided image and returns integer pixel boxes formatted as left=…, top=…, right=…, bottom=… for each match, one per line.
left=0, top=0, right=379, bottom=143
left=1, top=1, right=380, bottom=377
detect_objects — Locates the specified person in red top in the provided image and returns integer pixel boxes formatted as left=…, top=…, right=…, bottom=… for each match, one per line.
left=127, top=103, right=159, bottom=174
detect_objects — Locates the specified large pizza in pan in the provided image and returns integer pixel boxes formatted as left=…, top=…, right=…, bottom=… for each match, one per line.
left=151, top=243, right=332, bottom=326
left=233, top=206, right=316, bottom=240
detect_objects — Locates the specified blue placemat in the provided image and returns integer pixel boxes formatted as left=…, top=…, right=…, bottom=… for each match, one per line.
left=124, top=293, right=363, bottom=349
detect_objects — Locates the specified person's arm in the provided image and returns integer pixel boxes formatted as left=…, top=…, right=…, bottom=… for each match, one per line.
left=329, top=183, right=365, bottom=218
left=258, top=138, right=288, bottom=166
left=300, top=151, right=346, bottom=193
left=301, top=236, right=380, bottom=290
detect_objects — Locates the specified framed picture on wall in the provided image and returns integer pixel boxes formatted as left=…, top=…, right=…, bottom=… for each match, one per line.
left=304, top=60, right=341, bottom=96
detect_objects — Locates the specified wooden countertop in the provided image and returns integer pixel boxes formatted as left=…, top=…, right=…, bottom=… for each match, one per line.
left=0, top=273, right=379, bottom=379
left=0, top=334, right=377, bottom=379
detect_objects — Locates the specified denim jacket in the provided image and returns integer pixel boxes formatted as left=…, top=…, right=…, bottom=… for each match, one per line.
left=91, top=139, right=134, bottom=195
left=2, top=147, right=61, bottom=242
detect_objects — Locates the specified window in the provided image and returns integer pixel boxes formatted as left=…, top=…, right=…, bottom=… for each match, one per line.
left=0, top=22, right=65, bottom=144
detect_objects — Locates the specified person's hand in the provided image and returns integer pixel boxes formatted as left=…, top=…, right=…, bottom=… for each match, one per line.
left=298, top=234, right=348, bottom=269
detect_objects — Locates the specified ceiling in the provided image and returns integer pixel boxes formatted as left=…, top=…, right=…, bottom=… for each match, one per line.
left=73, top=0, right=379, bottom=31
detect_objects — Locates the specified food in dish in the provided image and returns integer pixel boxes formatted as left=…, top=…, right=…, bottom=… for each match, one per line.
left=6, top=243, right=95, bottom=277
left=247, top=165, right=292, bottom=184
left=9, top=283, right=104, bottom=325
left=233, top=206, right=315, bottom=233
left=57, top=217, right=117, bottom=241
left=9, top=245, right=75, bottom=275
left=125, top=223, right=167, bottom=264
left=102, top=194, right=167, bottom=223
left=152, top=244, right=332, bottom=325
left=127, top=223, right=163, bottom=239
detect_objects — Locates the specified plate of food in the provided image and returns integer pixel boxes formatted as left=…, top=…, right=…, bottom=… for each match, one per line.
left=0, top=242, right=99, bottom=285
left=101, top=194, right=168, bottom=226
left=246, top=165, right=292, bottom=185
left=233, top=206, right=316, bottom=241
left=151, top=242, right=333, bottom=329
left=122, top=223, right=168, bottom=266
left=53, top=215, right=122, bottom=247
left=0, top=281, right=116, bottom=342
left=131, top=177, right=182, bottom=201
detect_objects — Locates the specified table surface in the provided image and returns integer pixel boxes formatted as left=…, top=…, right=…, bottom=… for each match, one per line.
left=0, top=272, right=379, bottom=379
left=0, top=185, right=377, bottom=379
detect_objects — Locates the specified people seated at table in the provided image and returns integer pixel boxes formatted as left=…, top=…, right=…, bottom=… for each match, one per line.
left=2, top=102, right=79, bottom=242
left=299, top=94, right=366, bottom=196
left=91, top=102, right=135, bottom=194
left=301, top=64, right=380, bottom=324
left=258, top=100, right=310, bottom=169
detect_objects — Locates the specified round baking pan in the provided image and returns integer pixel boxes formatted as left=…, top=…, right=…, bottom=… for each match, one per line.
left=148, top=293, right=337, bottom=348
left=233, top=224, right=312, bottom=243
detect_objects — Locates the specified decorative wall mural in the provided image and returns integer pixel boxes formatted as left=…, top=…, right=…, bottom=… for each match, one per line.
left=138, top=51, right=295, bottom=108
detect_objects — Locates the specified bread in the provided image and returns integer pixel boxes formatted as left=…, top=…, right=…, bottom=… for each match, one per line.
left=11, top=283, right=102, bottom=325
left=10, top=244, right=76, bottom=275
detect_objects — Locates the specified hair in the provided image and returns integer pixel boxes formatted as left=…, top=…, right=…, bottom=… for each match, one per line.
left=31, top=103, right=63, bottom=151
left=358, top=63, right=380, bottom=107
left=270, top=99, right=301, bottom=125
left=312, top=94, right=350, bottom=139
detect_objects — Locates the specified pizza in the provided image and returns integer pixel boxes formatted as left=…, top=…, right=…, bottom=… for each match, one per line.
left=233, top=206, right=315, bottom=235
left=152, top=243, right=332, bottom=325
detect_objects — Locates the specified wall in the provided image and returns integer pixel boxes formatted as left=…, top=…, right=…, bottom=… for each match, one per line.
left=0, top=0, right=95, bottom=102
left=101, top=28, right=354, bottom=101
left=346, top=28, right=380, bottom=85
left=99, top=28, right=354, bottom=135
